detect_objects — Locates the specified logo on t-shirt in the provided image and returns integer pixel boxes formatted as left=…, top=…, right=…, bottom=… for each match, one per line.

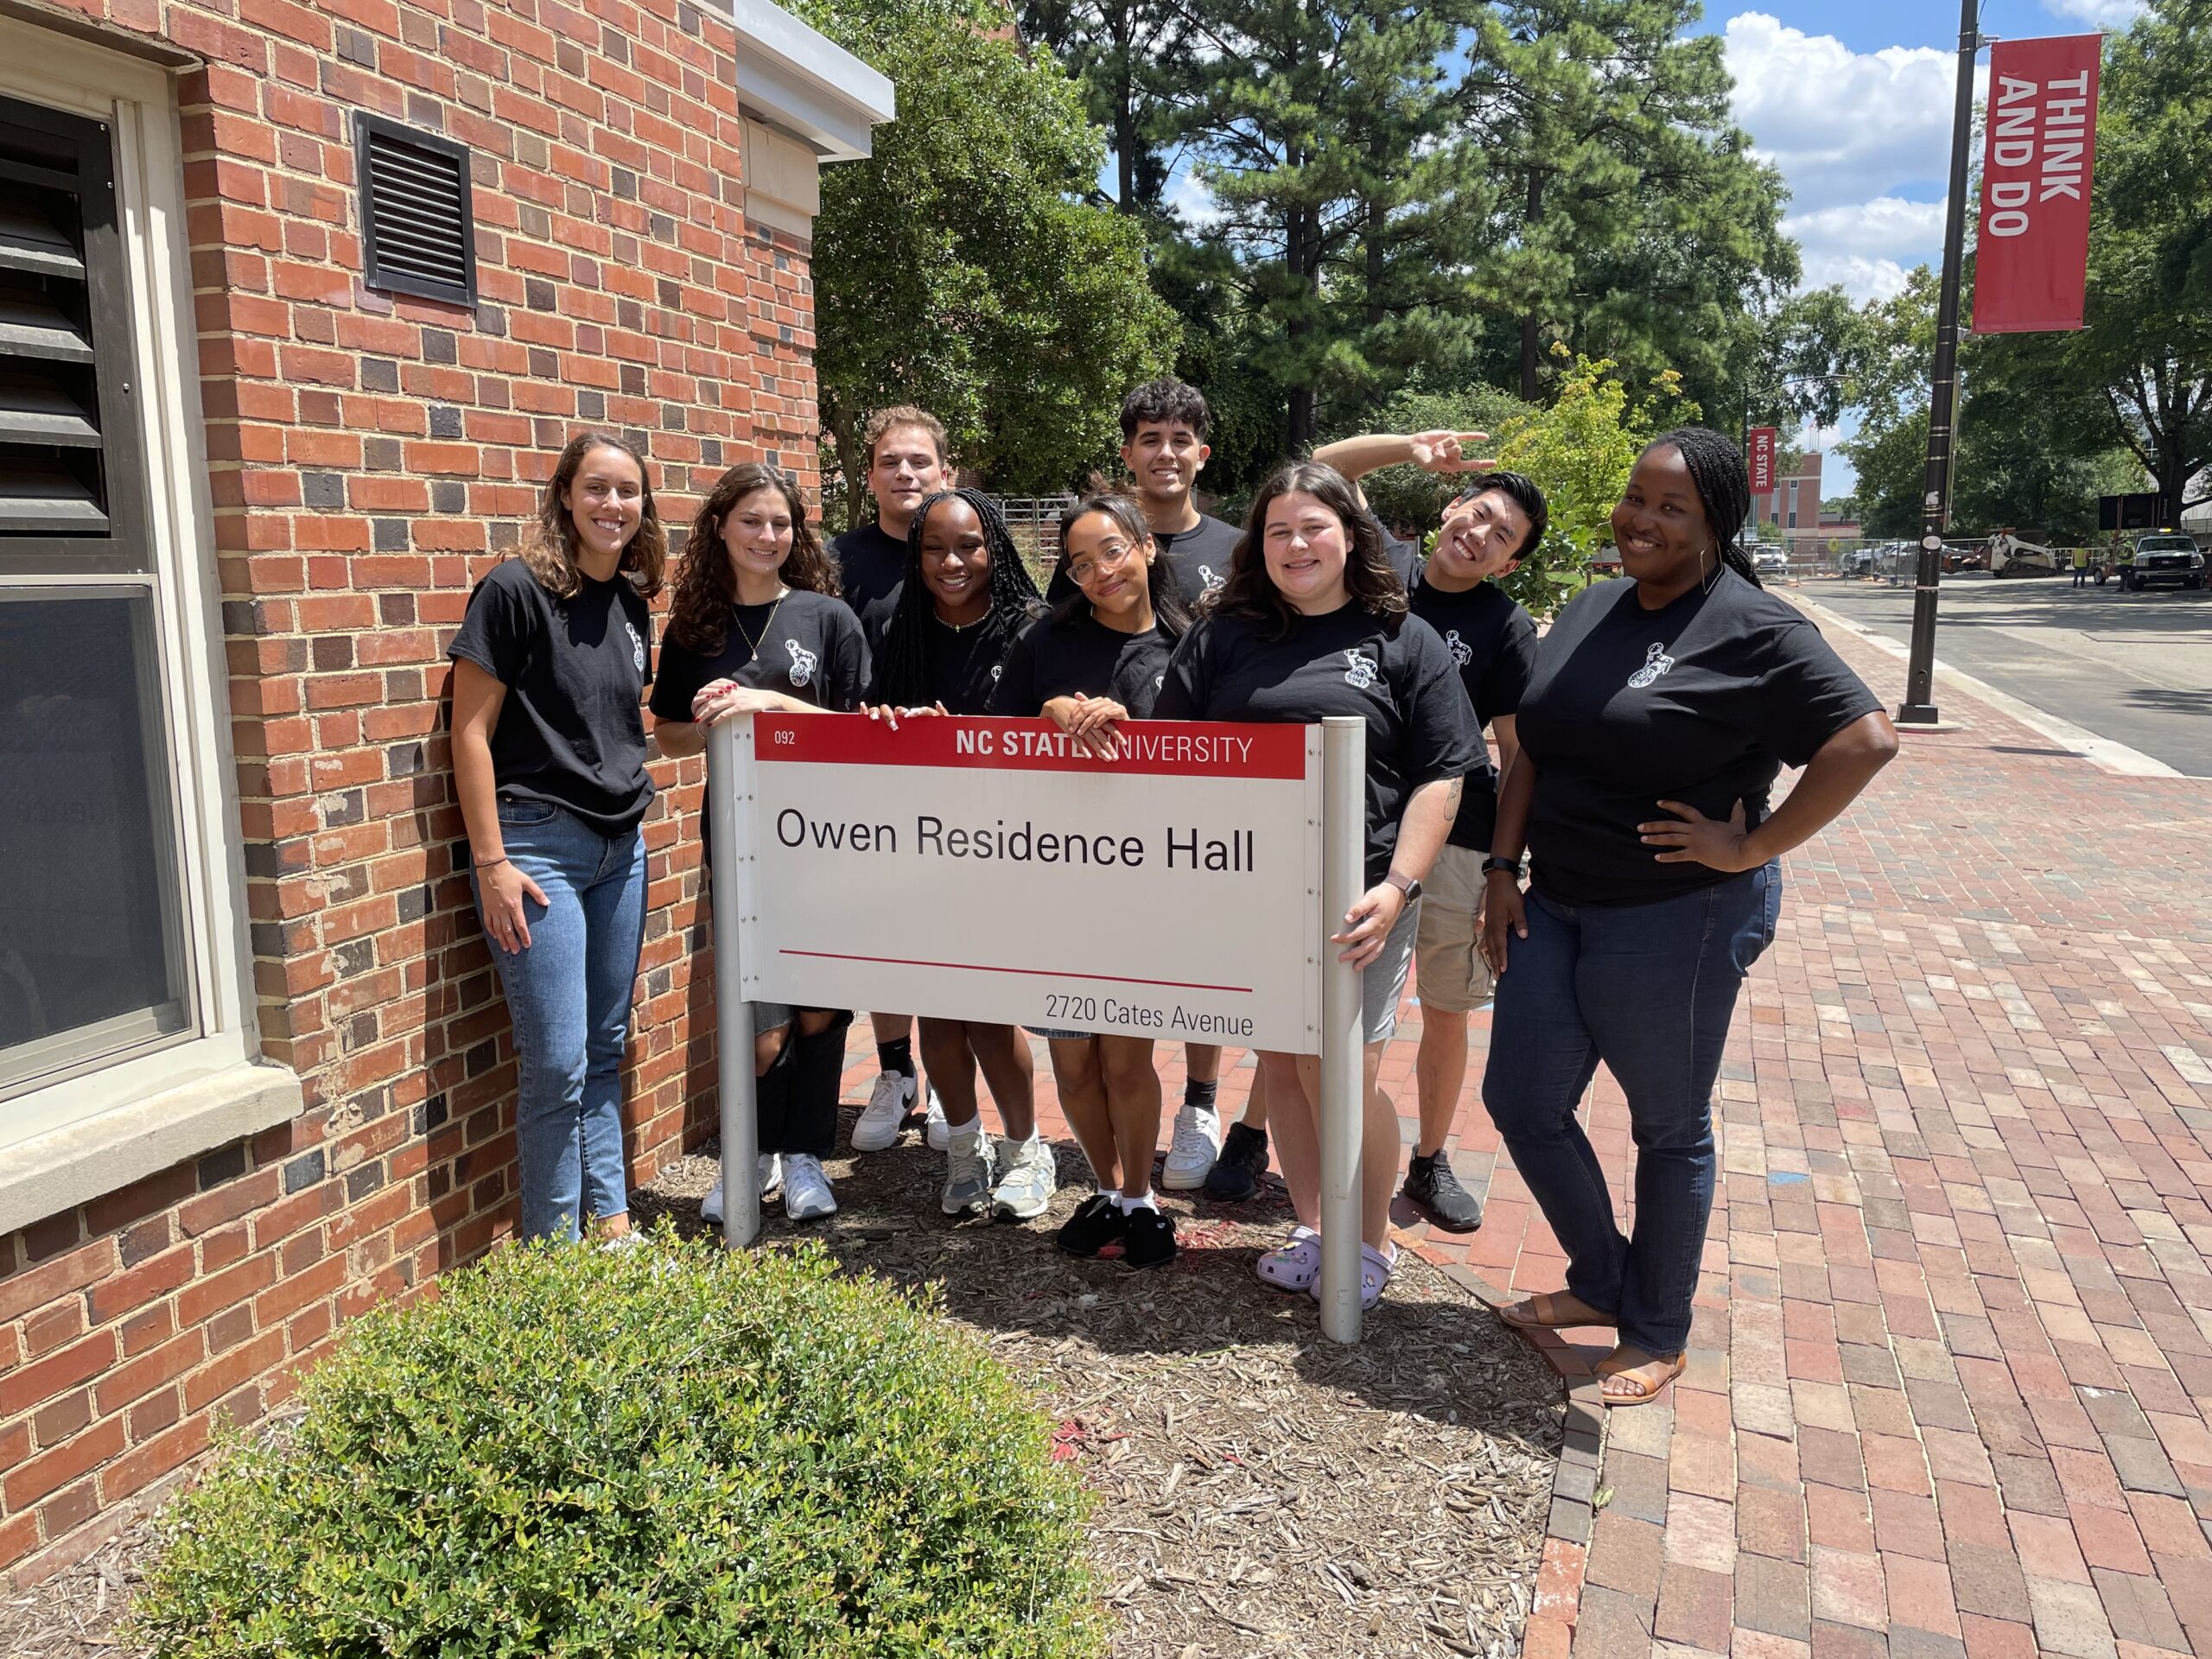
left=1443, top=628, right=1472, bottom=669
left=625, top=620, right=645, bottom=676
left=785, top=639, right=817, bottom=687
left=990, top=664, right=1003, bottom=683
left=1626, top=642, right=1675, bottom=689
left=1198, top=564, right=1222, bottom=592
left=1342, top=649, right=1378, bottom=690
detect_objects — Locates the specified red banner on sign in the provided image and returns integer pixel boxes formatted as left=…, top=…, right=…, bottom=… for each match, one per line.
left=1972, top=35, right=2101, bottom=334
left=752, top=711, right=1311, bottom=780
left=1747, top=427, right=1778, bottom=498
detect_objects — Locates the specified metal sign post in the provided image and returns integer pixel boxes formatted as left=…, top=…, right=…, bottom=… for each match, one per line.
left=1315, top=716, right=1368, bottom=1344
left=707, top=717, right=760, bottom=1249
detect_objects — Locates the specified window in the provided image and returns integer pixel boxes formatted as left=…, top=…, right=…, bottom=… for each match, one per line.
left=355, top=113, right=476, bottom=308
left=0, top=92, right=192, bottom=1101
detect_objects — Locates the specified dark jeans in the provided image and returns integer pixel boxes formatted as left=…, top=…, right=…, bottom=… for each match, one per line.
left=1482, top=863, right=1781, bottom=1356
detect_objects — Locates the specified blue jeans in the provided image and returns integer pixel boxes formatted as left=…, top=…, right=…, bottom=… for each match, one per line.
left=1482, top=864, right=1781, bottom=1357
left=472, top=798, right=648, bottom=1241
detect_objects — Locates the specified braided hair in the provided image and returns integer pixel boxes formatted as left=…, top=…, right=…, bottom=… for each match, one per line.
left=1643, top=427, right=1762, bottom=588
left=872, top=486, right=1044, bottom=707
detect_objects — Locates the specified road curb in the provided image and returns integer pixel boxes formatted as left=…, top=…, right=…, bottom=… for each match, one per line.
left=1788, top=590, right=2185, bottom=779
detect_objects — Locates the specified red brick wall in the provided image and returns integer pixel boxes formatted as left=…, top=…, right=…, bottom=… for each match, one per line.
left=0, top=0, right=817, bottom=1584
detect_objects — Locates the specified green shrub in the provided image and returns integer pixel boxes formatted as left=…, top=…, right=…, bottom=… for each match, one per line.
left=131, top=1235, right=1102, bottom=1658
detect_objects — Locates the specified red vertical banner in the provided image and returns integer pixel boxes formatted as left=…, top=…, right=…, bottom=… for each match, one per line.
left=1746, top=426, right=1778, bottom=509
left=1972, top=35, right=2101, bottom=334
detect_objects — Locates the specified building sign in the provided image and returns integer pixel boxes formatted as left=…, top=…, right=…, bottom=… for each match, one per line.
left=1747, top=427, right=1778, bottom=499
left=723, top=713, right=1325, bottom=1053
left=1972, top=35, right=2101, bottom=334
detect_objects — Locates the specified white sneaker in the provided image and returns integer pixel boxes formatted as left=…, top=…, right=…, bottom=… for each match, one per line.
left=992, top=1135, right=1058, bottom=1221
left=924, top=1085, right=950, bottom=1152
left=941, top=1127, right=998, bottom=1215
left=759, top=1152, right=783, bottom=1205
left=852, top=1070, right=918, bottom=1153
left=1161, top=1103, right=1222, bottom=1191
left=782, top=1154, right=837, bottom=1220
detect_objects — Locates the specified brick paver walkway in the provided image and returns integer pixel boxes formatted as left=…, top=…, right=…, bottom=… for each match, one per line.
left=1407, top=594, right=2212, bottom=1659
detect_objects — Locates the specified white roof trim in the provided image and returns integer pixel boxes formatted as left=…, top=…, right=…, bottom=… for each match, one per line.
left=728, top=0, right=894, bottom=162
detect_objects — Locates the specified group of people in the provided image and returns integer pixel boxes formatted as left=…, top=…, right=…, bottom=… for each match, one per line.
left=448, top=376, right=1897, bottom=1408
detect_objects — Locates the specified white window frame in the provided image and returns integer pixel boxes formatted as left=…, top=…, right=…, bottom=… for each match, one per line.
left=0, top=19, right=299, bottom=1235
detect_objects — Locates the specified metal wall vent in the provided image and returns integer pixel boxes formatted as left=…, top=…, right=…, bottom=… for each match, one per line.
left=355, top=113, right=476, bottom=308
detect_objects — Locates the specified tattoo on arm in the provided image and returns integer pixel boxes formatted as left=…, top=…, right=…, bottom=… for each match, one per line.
left=1440, top=778, right=1464, bottom=817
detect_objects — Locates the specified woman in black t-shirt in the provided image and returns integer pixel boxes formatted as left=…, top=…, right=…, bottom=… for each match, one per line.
left=1480, top=427, right=1897, bottom=1408
left=992, top=493, right=1189, bottom=1269
left=652, top=463, right=869, bottom=1227
left=866, top=489, right=1058, bottom=1225
left=1154, top=462, right=1483, bottom=1311
left=448, top=433, right=666, bottom=1244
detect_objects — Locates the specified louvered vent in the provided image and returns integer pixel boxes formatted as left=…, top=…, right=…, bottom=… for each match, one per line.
left=356, top=113, right=476, bottom=308
left=0, top=99, right=124, bottom=547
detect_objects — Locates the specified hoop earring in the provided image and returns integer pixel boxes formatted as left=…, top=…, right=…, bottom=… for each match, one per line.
left=1700, top=544, right=1723, bottom=594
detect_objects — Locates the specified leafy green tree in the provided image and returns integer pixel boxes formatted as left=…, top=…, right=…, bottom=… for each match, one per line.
left=1488, top=352, right=1695, bottom=613
left=2056, top=3, right=2212, bottom=514
left=799, top=0, right=1180, bottom=515
left=1169, top=0, right=1493, bottom=448
left=1015, top=0, right=1187, bottom=216
left=1470, top=0, right=1797, bottom=409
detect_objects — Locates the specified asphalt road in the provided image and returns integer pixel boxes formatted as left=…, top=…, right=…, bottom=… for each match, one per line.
left=1797, top=570, right=2212, bottom=778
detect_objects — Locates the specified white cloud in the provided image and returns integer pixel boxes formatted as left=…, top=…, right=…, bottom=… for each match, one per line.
left=1167, top=168, right=1222, bottom=229
left=1725, top=14, right=1980, bottom=302
left=2045, top=0, right=2142, bottom=23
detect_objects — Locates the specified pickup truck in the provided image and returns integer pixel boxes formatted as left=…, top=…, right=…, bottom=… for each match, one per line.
left=2120, top=533, right=2207, bottom=591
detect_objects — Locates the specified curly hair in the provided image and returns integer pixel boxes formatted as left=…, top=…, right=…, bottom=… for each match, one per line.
left=1209, top=461, right=1408, bottom=639
left=1048, top=493, right=1192, bottom=639
left=1643, top=427, right=1762, bottom=588
left=667, top=464, right=838, bottom=655
left=871, top=488, right=1043, bottom=708
left=517, top=432, right=666, bottom=600
left=1119, top=378, right=1211, bottom=442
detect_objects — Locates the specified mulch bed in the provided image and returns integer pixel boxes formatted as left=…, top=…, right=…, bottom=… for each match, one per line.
left=1, top=1122, right=1562, bottom=1659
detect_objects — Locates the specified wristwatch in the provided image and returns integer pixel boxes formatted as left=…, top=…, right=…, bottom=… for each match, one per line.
left=1384, top=869, right=1422, bottom=904
left=1482, top=855, right=1523, bottom=879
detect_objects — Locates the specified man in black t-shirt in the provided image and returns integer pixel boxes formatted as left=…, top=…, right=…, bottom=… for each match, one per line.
left=830, top=405, right=954, bottom=1155
left=1317, top=430, right=1551, bottom=1231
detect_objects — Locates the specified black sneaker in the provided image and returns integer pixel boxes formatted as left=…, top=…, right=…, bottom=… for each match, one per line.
left=1204, top=1123, right=1270, bottom=1202
left=1402, top=1152, right=1484, bottom=1232
left=1122, top=1205, right=1178, bottom=1269
left=1057, top=1193, right=1127, bottom=1257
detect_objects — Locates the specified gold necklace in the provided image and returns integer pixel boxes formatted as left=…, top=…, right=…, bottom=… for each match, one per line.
left=938, top=605, right=988, bottom=632
left=733, top=586, right=789, bottom=662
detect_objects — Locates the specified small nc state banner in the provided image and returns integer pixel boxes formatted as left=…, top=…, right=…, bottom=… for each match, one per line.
left=1746, top=427, right=1777, bottom=497
left=1972, top=35, right=2102, bottom=334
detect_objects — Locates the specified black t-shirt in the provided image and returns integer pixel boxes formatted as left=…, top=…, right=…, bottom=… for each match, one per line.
left=1408, top=574, right=1538, bottom=853
left=448, top=560, right=656, bottom=836
left=868, top=607, right=1037, bottom=715
left=1154, top=602, right=1482, bottom=885
left=1376, top=522, right=1423, bottom=584
left=830, top=522, right=908, bottom=620
left=990, top=610, right=1175, bottom=720
left=1516, top=571, right=1883, bottom=906
left=1045, top=513, right=1242, bottom=609
left=650, top=589, right=870, bottom=722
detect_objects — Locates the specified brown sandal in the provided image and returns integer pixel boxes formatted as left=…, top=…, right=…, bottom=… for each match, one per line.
left=1595, top=1347, right=1687, bottom=1408
left=1497, top=1291, right=1617, bottom=1332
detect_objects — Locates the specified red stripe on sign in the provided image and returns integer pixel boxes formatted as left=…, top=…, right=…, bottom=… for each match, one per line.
left=781, top=950, right=1255, bottom=995
left=753, top=712, right=1307, bottom=779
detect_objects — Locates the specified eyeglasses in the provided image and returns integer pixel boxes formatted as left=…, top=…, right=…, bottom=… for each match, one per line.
left=1065, top=541, right=1138, bottom=587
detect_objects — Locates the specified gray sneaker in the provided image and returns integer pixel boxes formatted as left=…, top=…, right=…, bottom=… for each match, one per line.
left=992, top=1135, right=1058, bottom=1222
left=941, top=1128, right=998, bottom=1216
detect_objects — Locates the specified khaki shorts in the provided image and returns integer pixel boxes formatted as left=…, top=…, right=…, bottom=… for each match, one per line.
left=1414, top=843, right=1497, bottom=1014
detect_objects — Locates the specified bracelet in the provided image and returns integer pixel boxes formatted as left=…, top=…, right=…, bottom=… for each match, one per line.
left=474, top=854, right=510, bottom=870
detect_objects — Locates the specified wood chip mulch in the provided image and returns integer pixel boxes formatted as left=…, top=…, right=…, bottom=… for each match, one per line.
left=0, top=1125, right=1563, bottom=1659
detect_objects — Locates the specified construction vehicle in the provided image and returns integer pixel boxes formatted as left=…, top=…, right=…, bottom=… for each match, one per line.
left=1989, top=531, right=2060, bottom=578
